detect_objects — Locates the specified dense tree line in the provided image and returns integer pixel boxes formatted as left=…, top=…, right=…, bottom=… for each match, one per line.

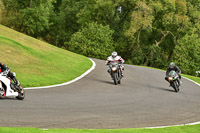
left=0, top=0, right=199, bottom=76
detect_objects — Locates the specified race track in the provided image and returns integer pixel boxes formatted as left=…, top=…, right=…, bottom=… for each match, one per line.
left=0, top=59, right=200, bottom=129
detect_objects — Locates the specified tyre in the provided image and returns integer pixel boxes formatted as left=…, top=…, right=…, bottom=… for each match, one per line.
left=16, top=85, right=25, bottom=100
left=173, top=81, right=179, bottom=92
left=176, top=81, right=180, bottom=92
left=113, top=72, right=118, bottom=85
left=118, top=80, right=121, bottom=84
left=0, top=82, right=5, bottom=99
left=0, top=87, right=6, bottom=99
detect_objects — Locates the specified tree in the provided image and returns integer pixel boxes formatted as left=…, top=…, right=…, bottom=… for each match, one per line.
left=66, top=22, right=114, bottom=59
left=172, top=29, right=200, bottom=75
left=0, top=0, right=5, bottom=23
left=126, top=1, right=153, bottom=48
left=0, top=0, right=54, bottom=38
left=18, top=2, right=53, bottom=37
left=58, top=0, right=89, bottom=42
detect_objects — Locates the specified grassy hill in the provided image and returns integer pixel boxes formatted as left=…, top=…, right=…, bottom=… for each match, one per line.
left=0, top=25, right=92, bottom=87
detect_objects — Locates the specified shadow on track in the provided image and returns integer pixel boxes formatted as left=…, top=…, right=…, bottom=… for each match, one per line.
left=151, top=85, right=175, bottom=92
left=0, top=97, right=22, bottom=101
left=92, top=78, right=114, bottom=85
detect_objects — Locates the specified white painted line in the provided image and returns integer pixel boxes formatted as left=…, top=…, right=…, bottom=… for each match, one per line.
left=145, top=121, right=200, bottom=129
left=24, top=58, right=96, bottom=90
left=41, top=129, right=48, bottom=130
left=182, top=76, right=200, bottom=87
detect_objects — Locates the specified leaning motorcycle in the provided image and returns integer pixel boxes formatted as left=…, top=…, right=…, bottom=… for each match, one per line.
left=0, top=71, right=25, bottom=100
left=109, top=61, right=123, bottom=85
left=167, top=70, right=180, bottom=92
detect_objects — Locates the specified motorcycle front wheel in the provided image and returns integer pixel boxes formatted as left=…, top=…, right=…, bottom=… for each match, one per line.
left=173, top=81, right=179, bottom=92
left=0, top=87, right=6, bottom=99
left=16, top=85, right=25, bottom=100
left=113, top=72, right=118, bottom=85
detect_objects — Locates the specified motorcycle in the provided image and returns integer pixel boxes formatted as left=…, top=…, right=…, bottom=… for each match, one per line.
left=108, top=61, right=123, bottom=85
left=167, top=70, right=180, bottom=92
left=0, top=71, right=25, bottom=100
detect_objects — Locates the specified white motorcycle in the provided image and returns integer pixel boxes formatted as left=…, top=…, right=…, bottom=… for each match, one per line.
left=0, top=71, right=25, bottom=100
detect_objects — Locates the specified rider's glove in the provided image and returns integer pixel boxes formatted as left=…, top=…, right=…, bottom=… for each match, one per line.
left=7, top=68, right=10, bottom=73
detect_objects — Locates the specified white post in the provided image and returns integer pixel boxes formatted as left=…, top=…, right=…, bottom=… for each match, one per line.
left=196, top=71, right=200, bottom=77
left=117, top=6, right=122, bottom=14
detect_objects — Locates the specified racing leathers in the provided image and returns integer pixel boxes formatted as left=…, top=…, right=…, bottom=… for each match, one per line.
left=105, top=56, right=125, bottom=76
left=0, top=63, right=20, bottom=90
left=165, top=65, right=181, bottom=85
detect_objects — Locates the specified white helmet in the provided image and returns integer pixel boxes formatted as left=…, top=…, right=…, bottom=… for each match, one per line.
left=112, top=51, right=117, bottom=58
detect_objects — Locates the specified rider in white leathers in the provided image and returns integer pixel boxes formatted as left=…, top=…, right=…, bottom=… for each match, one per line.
left=105, top=51, right=125, bottom=76
left=0, top=63, right=21, bottom=91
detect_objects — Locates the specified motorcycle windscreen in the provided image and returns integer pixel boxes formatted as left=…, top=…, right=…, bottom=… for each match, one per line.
left=169, top=71, right=177, bottom=77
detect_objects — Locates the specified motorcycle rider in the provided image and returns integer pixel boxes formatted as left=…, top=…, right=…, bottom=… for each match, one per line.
left=0, top=63, right=21, bottom=91
left=165, top=62, right=181, bottom=85
left=105, top=51, right=125, bottom=76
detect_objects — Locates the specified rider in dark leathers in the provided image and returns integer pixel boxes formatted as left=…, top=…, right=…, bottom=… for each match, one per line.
left=165, top=62, right=181, bottom=85
left=0, top=63, right=21, bottom=91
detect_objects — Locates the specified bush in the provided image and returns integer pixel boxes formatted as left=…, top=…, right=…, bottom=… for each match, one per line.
left=65, top=22, right=115, bottom=59
left=172, top=32, right=200, bottom=76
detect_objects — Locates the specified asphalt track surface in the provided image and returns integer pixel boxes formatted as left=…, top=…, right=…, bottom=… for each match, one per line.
left=0, top=59, right=200, bottom=129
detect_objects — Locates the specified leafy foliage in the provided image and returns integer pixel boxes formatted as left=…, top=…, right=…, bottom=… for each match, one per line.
left=0, top=0, right=200, bottom=75
left=66, top=22, right=114, bottom=59
left=173, top=30, right=200, bottom=75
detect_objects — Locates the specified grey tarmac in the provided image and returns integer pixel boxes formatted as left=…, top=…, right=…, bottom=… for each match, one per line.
left=0, top=59, right=200, bottom=129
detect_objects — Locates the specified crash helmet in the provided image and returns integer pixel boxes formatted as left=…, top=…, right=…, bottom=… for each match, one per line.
left=169, top=62, right=175, bottom=68
left=112, top=51, right=117, bottom=58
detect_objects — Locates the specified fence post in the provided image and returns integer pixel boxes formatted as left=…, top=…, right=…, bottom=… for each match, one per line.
left=196, top=71, right=200, bottom=77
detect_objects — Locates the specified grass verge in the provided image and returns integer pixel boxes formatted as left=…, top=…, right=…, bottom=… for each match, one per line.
left=0, top=25, right=92, bottom=87
left=182, top=74, right=200, bottom=84
left=1, top=124, right=200, bottom=133
left=135, top=65, right=200, bottom=84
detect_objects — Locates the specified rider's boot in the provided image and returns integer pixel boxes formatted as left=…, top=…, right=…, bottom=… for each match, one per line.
left=15, top=84, right=22, bottom=92
left=13, top=78, right=21, bottom=92
left=121, top=67, right=124, bottom=77
left=107, top=69, right=113, bottom=79
left=121, top=72, right=124, bottom=77
left=169, top=83, right=172, bottom=87
left=107, top=69, right=110, bottom=73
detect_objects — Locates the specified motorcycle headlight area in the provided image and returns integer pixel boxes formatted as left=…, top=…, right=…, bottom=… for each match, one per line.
left=112, top=67, right=117, bottom=71
left=168, top=77, right=173, bottom=80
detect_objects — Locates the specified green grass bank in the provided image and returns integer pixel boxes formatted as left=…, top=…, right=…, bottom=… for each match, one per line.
left=182, top=74, right=200, bottom=84
left=1, top=124, right=200, bottom=133
left=0, top=25, right=92, bottom=87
